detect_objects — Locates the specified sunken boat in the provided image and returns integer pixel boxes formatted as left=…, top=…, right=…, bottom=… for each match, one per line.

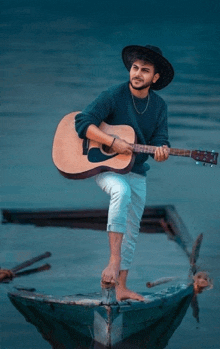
left=5, top=205, right=196, bottom=347
left=8, top=283, right=194, bottom=348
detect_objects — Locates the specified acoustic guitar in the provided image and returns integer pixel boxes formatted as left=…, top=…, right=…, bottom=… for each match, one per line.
left=52, top=112, right=218, bottom=179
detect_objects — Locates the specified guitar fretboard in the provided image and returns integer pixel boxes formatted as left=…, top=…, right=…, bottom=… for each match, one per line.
left=131, top=144, right=191, bottom=157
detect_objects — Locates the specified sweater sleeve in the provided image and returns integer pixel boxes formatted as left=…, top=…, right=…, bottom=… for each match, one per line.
left=149, top=103, right=170, bottom=147
left=75, top=90, right=114, bottom=139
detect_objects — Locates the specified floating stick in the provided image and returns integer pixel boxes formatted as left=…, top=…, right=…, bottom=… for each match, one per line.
left=146, top=276, right=177, bottom=288
left=11, top=252, right=52, bottom=273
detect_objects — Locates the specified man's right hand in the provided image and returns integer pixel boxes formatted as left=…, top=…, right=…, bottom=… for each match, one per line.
left=111, top=138, right=133, bottom=155
left=86, top=124, right=133, bottom=155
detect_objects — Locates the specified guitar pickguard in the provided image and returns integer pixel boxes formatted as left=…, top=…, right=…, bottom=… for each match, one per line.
left=88, top=148, right=118, bottom=163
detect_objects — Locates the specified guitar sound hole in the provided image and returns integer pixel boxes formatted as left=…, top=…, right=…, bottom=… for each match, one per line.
left=101, top=135, right=118, bottom=156
left=102, top=144, right=117, bottom=156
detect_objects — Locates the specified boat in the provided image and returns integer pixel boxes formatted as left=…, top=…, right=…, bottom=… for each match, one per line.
left=5, top=205, right=198, bottom=347
left=8, top=283, right=194, bottom=348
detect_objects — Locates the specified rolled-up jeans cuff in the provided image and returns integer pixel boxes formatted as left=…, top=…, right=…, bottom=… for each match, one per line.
left=107, top=223, right=126, bottom=234
left=120, top=262, right=131, bottom=270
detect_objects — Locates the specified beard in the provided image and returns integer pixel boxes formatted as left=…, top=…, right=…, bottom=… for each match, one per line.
left=130, top=78, right=153, bottom=90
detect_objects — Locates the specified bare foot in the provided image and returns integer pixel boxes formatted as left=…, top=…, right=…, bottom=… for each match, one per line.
left=101, top=259, right=120, bottom=286
left=116, top=286, right=145, bottom=302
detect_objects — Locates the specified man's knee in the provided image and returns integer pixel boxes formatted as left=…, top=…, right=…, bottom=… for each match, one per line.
left=111, top=183, right=131, bottom=204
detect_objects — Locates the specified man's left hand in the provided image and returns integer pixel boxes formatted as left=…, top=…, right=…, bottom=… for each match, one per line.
left=154, top=145, right=169, bottom=162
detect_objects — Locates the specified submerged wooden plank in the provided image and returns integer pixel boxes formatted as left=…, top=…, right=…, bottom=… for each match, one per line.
left=2, top=206, right=166, bottom=221
left=1, top=205, right=170, bottom=233
left=164, top=206, right=193, bottom=257
left=1, top=205, right=192, bottom=253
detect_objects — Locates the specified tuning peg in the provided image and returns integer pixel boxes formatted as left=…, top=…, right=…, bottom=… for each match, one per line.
left=196, top=161, right=200, bottom=165
left=211, top=150, right=215, bottom=152
left=203, top=163, right=206, bottom=166
left=210, top=164, right=214, bottom=168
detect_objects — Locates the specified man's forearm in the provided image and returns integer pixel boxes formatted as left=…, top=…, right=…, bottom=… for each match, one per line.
left=86, top=124, right=114, bottom=147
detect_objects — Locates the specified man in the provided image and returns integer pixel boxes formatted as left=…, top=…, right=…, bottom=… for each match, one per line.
left=75, top=45, right=174, bottom=301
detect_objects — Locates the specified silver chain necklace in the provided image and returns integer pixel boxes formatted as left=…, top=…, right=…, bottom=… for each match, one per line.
left=131, top=93, right=150, bottom=115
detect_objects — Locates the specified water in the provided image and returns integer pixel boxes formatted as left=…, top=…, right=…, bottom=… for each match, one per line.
left=1, top=1, right=220, bottom=348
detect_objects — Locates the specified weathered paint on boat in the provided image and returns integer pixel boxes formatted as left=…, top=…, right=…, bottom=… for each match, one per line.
left=8, top=283, right=193, bottom=348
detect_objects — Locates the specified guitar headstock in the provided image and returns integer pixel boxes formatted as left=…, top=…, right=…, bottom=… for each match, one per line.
left=191, top=150, right=218, bottom=165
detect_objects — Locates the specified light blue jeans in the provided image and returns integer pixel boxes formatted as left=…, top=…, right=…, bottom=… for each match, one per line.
left=95, top=172, right=147, bottom=270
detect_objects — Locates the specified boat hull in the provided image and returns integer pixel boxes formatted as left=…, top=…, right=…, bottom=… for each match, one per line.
left=8, top=284, right=193, bottom=348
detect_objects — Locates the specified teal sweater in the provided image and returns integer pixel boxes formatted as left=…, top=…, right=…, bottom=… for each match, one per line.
left=75, top=82, right=170, bottom=176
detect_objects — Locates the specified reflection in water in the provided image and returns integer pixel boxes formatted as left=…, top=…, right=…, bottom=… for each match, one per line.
left=9, top=287, right=193, bottom=349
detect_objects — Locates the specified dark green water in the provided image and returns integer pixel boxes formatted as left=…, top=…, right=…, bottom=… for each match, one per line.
left=1, top=1, right=220, bottom=348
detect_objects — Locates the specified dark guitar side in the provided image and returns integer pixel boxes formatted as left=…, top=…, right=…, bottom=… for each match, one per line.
left=57, top=158, right=136, bottom=179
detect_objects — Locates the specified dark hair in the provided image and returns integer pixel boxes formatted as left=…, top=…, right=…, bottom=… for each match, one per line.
left=129, top=52, right=159, bottom=74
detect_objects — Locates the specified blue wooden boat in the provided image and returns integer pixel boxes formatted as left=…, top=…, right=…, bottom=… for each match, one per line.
left=8, top=283, right=194, bottom=348
left=6, top=206, right=200, bottom=347
left=3, top=206, right=198, bottom=349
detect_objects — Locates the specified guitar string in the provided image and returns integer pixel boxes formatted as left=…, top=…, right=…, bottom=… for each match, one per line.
left=132, top=144, right=192, bottom=157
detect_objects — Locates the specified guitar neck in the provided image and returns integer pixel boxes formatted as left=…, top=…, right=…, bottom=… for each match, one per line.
left=131, top=144, right=191, bottom=157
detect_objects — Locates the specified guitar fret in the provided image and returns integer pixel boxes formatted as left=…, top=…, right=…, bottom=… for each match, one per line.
left=132, top=145, right=191, bottom=157
left=169, top=148, right=191, bottom=157
left=133, top=144, right=155, bottom=154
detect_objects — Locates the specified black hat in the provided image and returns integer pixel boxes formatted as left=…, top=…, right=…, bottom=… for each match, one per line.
left=122, top=45, right=174, bottom=90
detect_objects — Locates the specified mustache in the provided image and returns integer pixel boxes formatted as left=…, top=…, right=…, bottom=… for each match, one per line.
left=132, top=77, right=143, bottom=82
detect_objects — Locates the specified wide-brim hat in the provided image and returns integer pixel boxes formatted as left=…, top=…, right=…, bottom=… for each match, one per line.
left=122, top=45, right=174, bottom=90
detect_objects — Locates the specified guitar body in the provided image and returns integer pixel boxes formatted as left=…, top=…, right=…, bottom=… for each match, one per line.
left=52, top=112, right=136, bottom=179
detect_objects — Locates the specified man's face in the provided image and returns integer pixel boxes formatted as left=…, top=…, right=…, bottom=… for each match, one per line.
left=129, top=60, right=160, bottom=91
